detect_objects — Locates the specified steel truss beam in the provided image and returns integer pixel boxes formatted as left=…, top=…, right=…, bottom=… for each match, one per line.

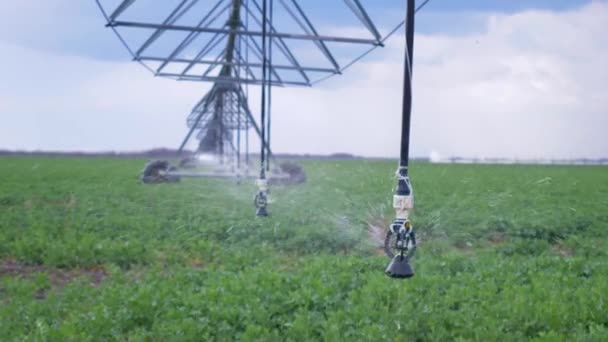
left=101, top=0, right=385, bottom=87
left=180, top=83, right=272, bottom=158
left=108, top=21, right=380, bottom=45
left=137, top=56, right=335, bottom=73
left=158, top=73, right=306, bottom=86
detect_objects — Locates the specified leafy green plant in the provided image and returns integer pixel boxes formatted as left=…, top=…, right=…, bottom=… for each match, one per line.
left=1, top=157, right=607, bottom=340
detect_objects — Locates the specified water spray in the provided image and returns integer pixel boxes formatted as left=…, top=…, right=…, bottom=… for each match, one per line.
left=385, top=0, right=417, bottom=279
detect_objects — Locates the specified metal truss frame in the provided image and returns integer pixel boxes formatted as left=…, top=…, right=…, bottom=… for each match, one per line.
left=96, top=0, right=388, bottom=166
left=97, top=0, right=384, bottom=87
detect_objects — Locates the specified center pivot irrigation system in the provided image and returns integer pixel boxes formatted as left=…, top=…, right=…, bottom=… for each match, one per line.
left=96, top=0, right=426, bottom=278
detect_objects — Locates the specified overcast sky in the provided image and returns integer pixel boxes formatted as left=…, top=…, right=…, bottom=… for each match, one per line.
left=0, top=0, right=606, bottom=159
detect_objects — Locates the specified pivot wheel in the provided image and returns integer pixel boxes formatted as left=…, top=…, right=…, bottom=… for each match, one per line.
left=141, top=160, right=180, bottom=184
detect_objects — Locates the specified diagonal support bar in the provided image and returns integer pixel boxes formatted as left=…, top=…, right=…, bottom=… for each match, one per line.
left=134, top=0, right=199, bottom=58
left=244, top=0, right=310, bottom=83
left=282, top=0, right=341, bottom=72
left=344, top=0, right=383, bottom=43
left=110, top=0, right=136, bottom=21
left=154, top=0, right=230, bottom=74
left=179, top=88, right=217, bottom=153
left=139, top=56, right=335, bottom=73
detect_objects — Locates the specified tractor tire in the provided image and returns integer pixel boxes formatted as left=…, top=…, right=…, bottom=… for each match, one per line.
left=141, top=160, right=180, bottom=184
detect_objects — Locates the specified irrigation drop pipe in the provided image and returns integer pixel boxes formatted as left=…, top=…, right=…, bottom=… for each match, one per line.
left=255, top=0, right=270, bottom=216
left=385, top=0, right=417, bottom=279
left=266, top=0, right=274, bottom=172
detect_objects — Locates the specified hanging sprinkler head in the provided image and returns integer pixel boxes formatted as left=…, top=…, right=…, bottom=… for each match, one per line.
left=255, top=177, right=269, bottom=217
left=385, top=168, right=416, bottom=278
left=254, top=0, right=271, bottom=217
left=385, top=0, right=417, bottom=278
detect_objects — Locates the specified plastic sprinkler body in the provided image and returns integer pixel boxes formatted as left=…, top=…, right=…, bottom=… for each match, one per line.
left=385, top=167, right=416, bottom=278
left=255, top=177, right=269, bottom=217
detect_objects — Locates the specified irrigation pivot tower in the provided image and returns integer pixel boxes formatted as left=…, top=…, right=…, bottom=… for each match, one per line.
left=180, top=2, right=266, bottom=167
left=96, top=0, right=389, bottom=215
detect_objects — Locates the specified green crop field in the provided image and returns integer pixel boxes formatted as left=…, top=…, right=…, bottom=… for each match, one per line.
left=1, top=157, right=607, bottom=340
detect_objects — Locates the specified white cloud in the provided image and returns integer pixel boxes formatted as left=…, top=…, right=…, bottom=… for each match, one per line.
left=0, top=41, right=206, bottom=151
left=268, top=1, right=608, bottom=159
left=1, top=2, right=607, bottom=159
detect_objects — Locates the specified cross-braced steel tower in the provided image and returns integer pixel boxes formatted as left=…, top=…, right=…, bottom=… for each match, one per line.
left=185, top=83, right=256, bottom=165
left=96, top=0, right=389, bottom=215
left=178, top=1, right=265, bottom=166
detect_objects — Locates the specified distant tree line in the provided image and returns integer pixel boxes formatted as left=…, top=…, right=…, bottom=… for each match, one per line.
left=0, top=149, right=606, bottom=164
left=0, top=149, right=360, bottom=160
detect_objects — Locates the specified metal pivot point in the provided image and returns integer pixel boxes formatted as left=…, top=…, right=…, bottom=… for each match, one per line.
left=385, top=0, right=416, bottom=279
